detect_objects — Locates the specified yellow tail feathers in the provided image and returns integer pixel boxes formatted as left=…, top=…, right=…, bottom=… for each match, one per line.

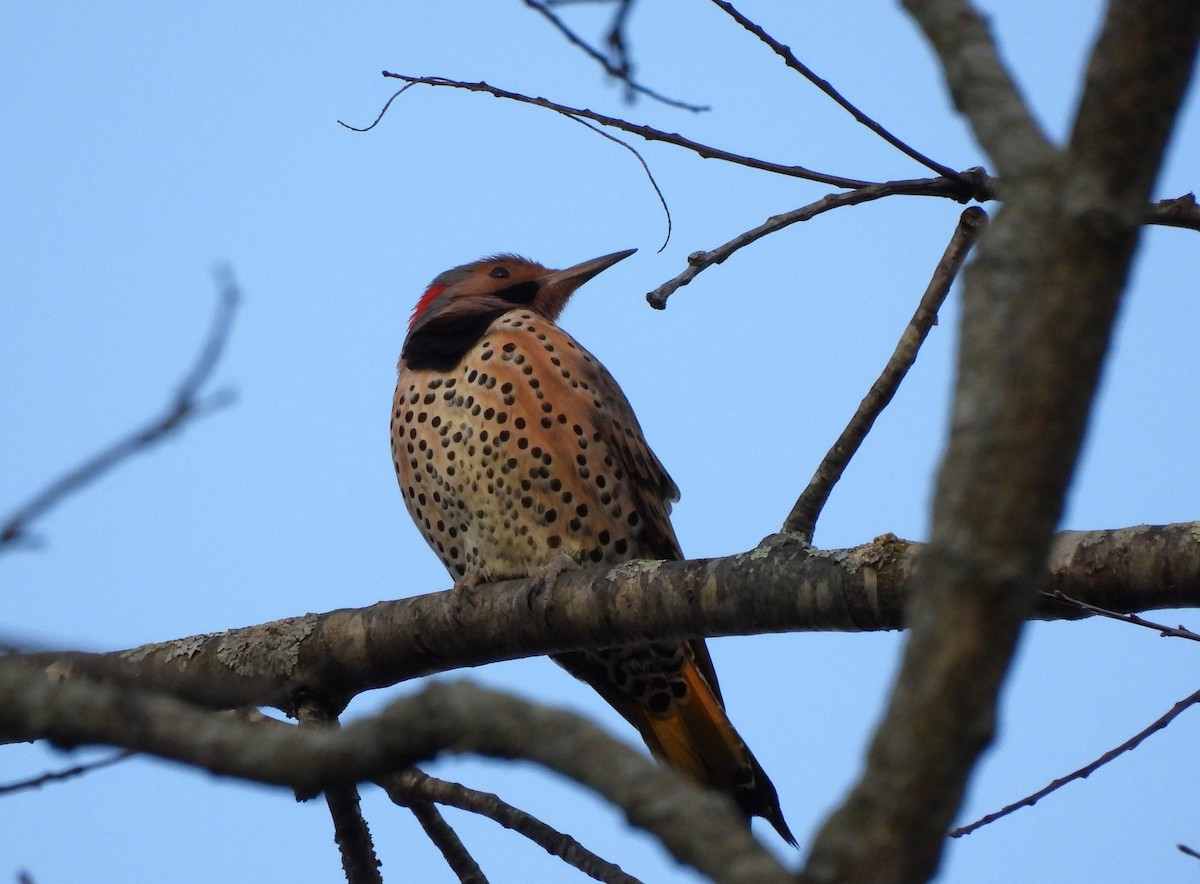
left=632, top=657, right=796, bottom=846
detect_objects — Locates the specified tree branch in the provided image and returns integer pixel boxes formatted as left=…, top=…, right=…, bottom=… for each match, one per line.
left=405, top=797, right=489, bottom=884
left=645, top=171, right=991, bottom=309
left=0, top=268, right=240, bottom=552
left=800, top=2, right=1200, bottom=880
left=0, top=671, right=790, bottom=884
left=3, top=521, right=1196, bottom=729
left=523, top=0, right=708, bottom=111
left=783, top=206, right=988, bottom=541
left=374, top=73, right=876, bottom=189
left=381, top=769, right=640, bottom=884
left=950, top=686, right=1200, bottom=837
left=708, top=0, right=959, bottom=179
left=296, top=696, right=383, bottom=884
left=900, top=0, right=1054, bottom=179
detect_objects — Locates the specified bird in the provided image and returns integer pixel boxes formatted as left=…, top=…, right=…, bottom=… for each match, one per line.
left=391, top=248, right=794, bottom=844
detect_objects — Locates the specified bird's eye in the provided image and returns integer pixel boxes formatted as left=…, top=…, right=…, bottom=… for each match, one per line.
left=489, top=266, right=511, bottom=279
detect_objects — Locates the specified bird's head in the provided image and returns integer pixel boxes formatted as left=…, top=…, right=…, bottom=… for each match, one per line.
left=407, top=248, right=636, bottom=334
left=399, top=248, right=636, bottom=371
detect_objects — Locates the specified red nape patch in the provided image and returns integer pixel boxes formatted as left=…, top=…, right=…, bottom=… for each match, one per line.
left=409, top=284, right=447, bottom=330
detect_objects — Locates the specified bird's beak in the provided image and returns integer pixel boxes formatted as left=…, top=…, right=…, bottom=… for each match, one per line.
left=532, top=248, right=637, bottom=321
left=540, top=248, right=637, bottom=290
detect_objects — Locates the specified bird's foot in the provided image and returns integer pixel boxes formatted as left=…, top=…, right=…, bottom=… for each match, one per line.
left=526, top=553, right=579, bottom=610
left=450, top=572, right=485, bottom=611
left=752, top=531, right=814, bottom=558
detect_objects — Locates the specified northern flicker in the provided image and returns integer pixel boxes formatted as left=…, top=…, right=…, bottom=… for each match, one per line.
left=391, top=249, right=794, bottom=843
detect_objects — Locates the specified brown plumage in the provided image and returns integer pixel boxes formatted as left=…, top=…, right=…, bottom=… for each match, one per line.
left=391, top=249, right=794, bottom=843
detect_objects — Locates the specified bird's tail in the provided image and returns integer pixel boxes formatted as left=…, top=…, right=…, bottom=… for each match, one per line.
left=631, top=657, right=796, bottom=846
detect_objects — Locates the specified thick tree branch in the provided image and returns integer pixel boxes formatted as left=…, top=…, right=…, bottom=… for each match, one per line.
left=0, top=672, right=790, bottom=884
left=800, top=2, right=1200, bottom=881
left=2, top=522, right=1195, bottom=729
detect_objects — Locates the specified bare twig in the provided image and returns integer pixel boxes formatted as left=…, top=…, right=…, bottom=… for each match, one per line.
left=377, top=73, right=878, bottom=189
left=1042, top=591, right=1200, bottom=642
left=1179, top=844, right=1200, bottom=860
left=783, top=206, right=989, bottom=541
left=524, top=0, right=707, bottom=111
left=951, top=686, right=1200, bottom=837
left=296, top=696, right=383, bottom=884
left=646, top=169, right=991, bottom=308
left=0, top=268, right=240, bottom=552
left=0, top=749, right=133, bottom=796
left=708, top=0, right=960, bottom=180
left=381, top=768, right=642, bottom=884
left=406, top=798, right=490, bottom=884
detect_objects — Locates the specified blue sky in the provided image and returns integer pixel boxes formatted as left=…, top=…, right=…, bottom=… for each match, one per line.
left=2, top=3, right=1198, bottom=882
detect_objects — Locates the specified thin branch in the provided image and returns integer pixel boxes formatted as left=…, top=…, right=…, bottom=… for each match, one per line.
left=0, top=268, right=240, bottom=552
left=900, top=0, right=1054, bottom=180
left=604, top=0, right=636, bottom=95
left=950, top=686, right=1200, bottom=837
left=381, top=768, right=642, bottom=884
left=1042, top=591, right=1200, bottom=642
left=1179, top=844, right=1200, bottom=860
left=783, top=206, right=989, bottom=541
left=646, top=169, right=992, bottom=309
left=377, top=73, right=878, bottom=189
left=296, top=695, right=383, bottom=884
left=708, top=0, right=960, bottom=180
left=406, top=798, right=489, bottom=884
left=0, top=749, right=133, bottom=796
left=523, top=0, right=708, bottom=111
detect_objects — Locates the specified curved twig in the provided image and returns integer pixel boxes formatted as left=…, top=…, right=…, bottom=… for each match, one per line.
left=565, top=114, right=672, bottom=251
left=783, top=206, right=989, bottom=541
left=338, top=83, right=418, bottom=132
